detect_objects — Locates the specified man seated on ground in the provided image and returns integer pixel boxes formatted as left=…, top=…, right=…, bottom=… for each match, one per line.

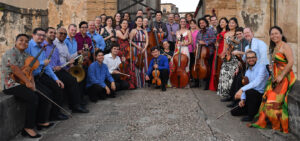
left=231, top=51, right=268, bottom=122
left=145, top=47, right=169, bottom=91
left=103, top=42, right=129, bottom=91
left=86, top=50, right=116, bottom=102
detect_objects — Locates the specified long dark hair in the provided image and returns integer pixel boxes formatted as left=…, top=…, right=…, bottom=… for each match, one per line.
left=269, top=26, right=287, bottom=53
left=228, top=17, right=239, bottom=30
left=216, top=17, right=229, bottom=34
left=134, top=16, right=143, bottom=28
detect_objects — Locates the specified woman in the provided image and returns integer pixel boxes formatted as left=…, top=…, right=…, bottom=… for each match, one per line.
left=250, top=26, right=296, bottom=133
left=209, top=17, right=228, bottom=91
left=116, top=19, right=137, bottom=89
left=185, top=13, right=193, bottom=29
left=188, top=19, right=199, bottom=84
left=173, top=18, right=192, bottom=72
left=95, top=16, right=102, bottom=34
left=143, top=18, right=151, bottom=33
left=114, top=13, right=121, bottom=30
left=129, top=16, right=149, bottom=88
left=100, top=16, right=116, bottom=54
left=161, top=40, right=174, bottom=62
left=217, top=17, right=239, bottom=100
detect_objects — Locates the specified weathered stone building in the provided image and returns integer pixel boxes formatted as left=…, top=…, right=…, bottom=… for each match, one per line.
left=161, top=3, right=178, bottom=14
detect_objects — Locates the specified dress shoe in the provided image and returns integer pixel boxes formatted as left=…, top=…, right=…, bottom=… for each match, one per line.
left=161, top=86, right=166, bottom=91
left=220, top=97, right=231, bottom=102
left=50, top=113, right=69, bottom=121
left=241, top=116, right=253, bottom=122
left=80, top=99, right=88, bottom=106
left=21, top=129, right=41, bottom=138
left=36, top=122, right=55, bottom=130
left=108, top=92, right=116, bottom=98
left=226, top=102, right=237, bottom=108
left=72, top=106, right=89, bottom=113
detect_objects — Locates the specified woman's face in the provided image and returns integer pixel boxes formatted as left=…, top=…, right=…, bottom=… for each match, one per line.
left=121, top=20, right=128, bottom=29
left=143, top=18, right=148, bottom=27
left=135, top=18, right=143, bottom=27
left=270, top=28, right=282, bottom=43
left=115, top=14, right=121, bottom=22
left=190, top=22, right=197, bottom=29
left=180, top=19, right=186, bottom=28
left=163, top=41, right=170, bottom=49
left=219, top=19, right=227, bottom=29
left=187, top=15, right=192, bottom=21
left=106, top=18, right=112, bottom=26
left=228, top=20, right=237, bottom=30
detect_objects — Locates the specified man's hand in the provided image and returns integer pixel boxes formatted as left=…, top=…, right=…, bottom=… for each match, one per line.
left=234, top=89, right=243, bottom=100
left=145, top=75, right=150, bottom=81
left=111, top=82, right=116, bottom=91
left=239, top=100, right=245, bottom=107
left=78, top=50, right=83, bottom=54
left=53, top=66, right=62, bottom=71
left=44, top=59, right=50, bottom=66
left=69, top=58, right=75, bottom=64
left=56, top=80, right=64, bottom=89
left=153, top=64, right=158, bottom=69
left=105, top=86, right=111, bottom=95
left=153, top=27, right=157, bottom=31
left=121, top=56, right=126, bottom=62
left=112, top=70, right=120, bottom=74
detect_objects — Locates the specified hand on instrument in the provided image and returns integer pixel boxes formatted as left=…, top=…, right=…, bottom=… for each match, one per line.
left=77, top=50, right=83, bottom=54
left=54, top=66, right=62, bottom=71
left=145, top=75, right=150, bottom=81
left=159, top=28, right=163, bottom=33
left=215, top=42, right=219, bottom=47
left=137, top=46, right=143, bottom=51
left=56, top=80, right=64, bottom=89
left=111, top=82, right=116, bottom=91
left=69, top=58, right=75, bottom=64
left=26, top=81, right=36, bottom=91
left=122, top=56, right=126, bottom=62
left=153, top=64, right=158, bottom=69
left=231, top=50, right=239, bottom=56
left=44, top=59, right=50, bottom=66
left=142, top=48, right=146, bottom=53
left=111, top=37, right=116, bottom=42
left=153, top=27, right=157, bottom=31
left=220, top=52, right=226, bottom=59
left=239, top=100, right=245, bottom=107
left=105, top=86, right=111, bottom=94
left=234, top=89, right=243, bottom=100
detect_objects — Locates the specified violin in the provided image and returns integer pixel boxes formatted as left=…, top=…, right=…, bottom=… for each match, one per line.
left=119, top=47, right=129, bottom=80
left=170, top=34, right=189, bottom=88
left=191, top=43, right=209, bottom=80
left=152, top=59, right=161, bottom=86
left=213, top=34, right=224, bottom=88
left=82, top=41, right=92, bottom=66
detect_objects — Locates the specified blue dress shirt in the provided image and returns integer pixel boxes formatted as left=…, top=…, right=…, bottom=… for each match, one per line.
left=87, top=31, right=106, bottom=52
left=86, top=61, right=114, bottom=88
left=241, top=63, right=269, bottom=100
left=25, top=39, right=58, bottom=81
left=43, top=40, right=61, bottom=69
left=243, top=38, right=269, bottom=65
left=64, top=35, right=78, bottom=55
left=147, top=55, right=169, bottom=76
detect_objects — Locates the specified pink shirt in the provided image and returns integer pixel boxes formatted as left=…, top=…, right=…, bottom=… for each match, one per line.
left=188, top=30, right=199, bottom=53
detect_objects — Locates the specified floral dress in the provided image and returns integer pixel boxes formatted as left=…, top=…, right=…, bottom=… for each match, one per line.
left=102, top=27, right=115, bottom=54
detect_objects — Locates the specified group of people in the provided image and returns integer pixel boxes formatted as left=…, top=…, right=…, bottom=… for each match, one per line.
left=0, top=9, right=296, bottom=138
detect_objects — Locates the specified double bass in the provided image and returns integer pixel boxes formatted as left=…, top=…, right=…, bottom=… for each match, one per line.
left=170, top=34, right=189, bottom=88
left=191, top=43, right=210, bottom=81
left=213, top=34, right=224, bottom=88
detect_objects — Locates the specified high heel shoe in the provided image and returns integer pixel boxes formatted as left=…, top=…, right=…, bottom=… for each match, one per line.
left=21, top=129, right=41, bottom=138
left=36, top=122, right=55, bottom=130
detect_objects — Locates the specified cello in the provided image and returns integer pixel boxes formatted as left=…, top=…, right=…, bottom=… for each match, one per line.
left=191, top=42, right=210, bottom=80
left=170, top=34, right=189, bottom=88
left=213, top=34, right=224, bottom=88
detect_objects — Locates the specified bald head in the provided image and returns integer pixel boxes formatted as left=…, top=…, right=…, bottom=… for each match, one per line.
left=57, top=27, right=67, bottom=42
left=243, top=27, right=254, bottom=41
left=88, top=21, right=96, bottom=33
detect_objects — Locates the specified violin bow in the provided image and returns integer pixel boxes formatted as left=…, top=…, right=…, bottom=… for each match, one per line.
left=39, top=44, right=56, bottom=77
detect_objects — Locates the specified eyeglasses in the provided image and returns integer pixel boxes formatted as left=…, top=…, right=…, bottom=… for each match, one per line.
left=36, top=34, right=46, bottom=37
left=246, top=56, right=256, bottom=59
left=59, top=32, right=67, bottom=35
left=81, top=26, right=88, bottom=29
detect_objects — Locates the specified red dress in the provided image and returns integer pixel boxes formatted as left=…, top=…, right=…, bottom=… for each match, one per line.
left=209, top=31, right=226, bottom=91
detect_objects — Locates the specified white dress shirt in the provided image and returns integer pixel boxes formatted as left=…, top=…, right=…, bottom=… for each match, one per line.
left=54, top=38, right=77, bottom=66
left=243, top=38, right=270, bottom=65
left=103, top=53, right=121, bottom=74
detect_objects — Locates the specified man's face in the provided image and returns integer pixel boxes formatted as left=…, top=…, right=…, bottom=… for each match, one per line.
left=80, top=24, right=88, bottom=34
left=168, top=14, right=174, bottom=23
left=15, top=36, right=29, bottom=51
left=156, top=13, right=162, bottom=21
left=111, top=47, right=119, bottom=55
left=151, top=49, right=159, bottom=58
left=199, top=20, right=207, bottom=29
left=33, top=30, right=46, bottom=44
left=143, top=18, right=148, bottom=27
left=136, top=11, right=143, bottom=17
left=95, top=18, right=101, bottom=26
left=88, top=21, right=96, bottom=33
left=124, top=14, right=129, bottom=20
left=246, top=53, right=257, bottom=66
left=175, top=14, right=180, bottom=21
left=96, top=52, right=104, bottom=63
left=46, top=28, right=56, bottom=42
left=236, top=31, right=244, bottom=40
left=163, top=41, right=169, bottom=49
left=243, top=28, right=253, bottom=41
left=68, top=26, right=77, bottom=37
left=57, top=28, right=67, bottom=42
left=210, top=17, right=218, bottom=26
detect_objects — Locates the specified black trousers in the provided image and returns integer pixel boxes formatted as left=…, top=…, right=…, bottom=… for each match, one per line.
left=231, top=89, right=263, bottom=118
left=112, top=74, right=129, bottom=91
left=229, top=71, right=244, bottom=100
left=55, top=69, right=81, bottom=108
left=3, top=85, right=51, bottom=128
left=189, top=52, right=195, bottom=76
left=148, top=69, right=169, bottom=87
left=35, top=74, right=64, bottom=116
left=87, top=81, right=115, bottom=102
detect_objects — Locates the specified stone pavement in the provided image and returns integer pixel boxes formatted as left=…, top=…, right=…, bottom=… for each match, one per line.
left=11, top=88, right=298, bottom=141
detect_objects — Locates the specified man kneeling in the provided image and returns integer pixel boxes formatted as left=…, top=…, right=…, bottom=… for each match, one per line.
left=145, top=47, right=170, bottom=91
left=231, top=51, right=269, bottom=121
left=86, top=50, right=116, bottom=102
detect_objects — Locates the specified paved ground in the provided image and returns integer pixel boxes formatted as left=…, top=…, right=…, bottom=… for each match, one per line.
left=12, top=88, right=298, bottom=141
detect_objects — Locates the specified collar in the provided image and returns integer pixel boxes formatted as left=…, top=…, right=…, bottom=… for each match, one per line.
left=87, top=31, right=97, bottom=36
left=42, top=40, right=54, bottom=48
left=54, top=38, right=64, bottom=44
left=249, top=62, right=258, bottom=71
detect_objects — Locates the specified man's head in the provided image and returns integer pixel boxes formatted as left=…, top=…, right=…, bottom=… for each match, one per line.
left=79, top=21, right=88, bottom=34
left=57, top=27, right=67, bottom=42
left=46, top=27, right=56, bottom=42
left=151, top=47, right=160, bottom=58
left=174, top=13, right=180, bottom=22
left=246, top=50, right=257, bottom=67
left=95, top=49, right=104, bottom=63
left=168, top=13, right=174, bottom=23
left=110, top=42, right=120, bottom=55
left=32, top=28, right=46, bottom=44
left=123, top=12, right=130, bottom=21
left=155, top=11, right=163, bottom=21
left=15, top=34, right=29, bottom=51
left=210, top=15, right=218, bottom=27
left=243, top=27, right=254, bottom=41
left=136, top=9, right=143, bottom=17
left=95, top=16, right=101, bottom=26
left=185, top=13, right=193, bottom=22
left=68, top=24, right=77, bottom=37
left=198, top=17, right=209, bottom=29
left=235, top=27, right=244, bottom=40
left=143, top=18, right=149, bottom=27
left=204, top=15, right=211, bottom=24
left=88, top=21, right=96, bottom=33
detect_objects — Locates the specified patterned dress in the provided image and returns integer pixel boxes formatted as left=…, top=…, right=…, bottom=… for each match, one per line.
left=217, top=36, right=239, bottom=98
left=117, top=30, right=137, bottom=89
left=133, top=29, right=148, bottom=88
left=250, top=52, right=296, bottom=133
left=102, top=27, right=115, bottom=54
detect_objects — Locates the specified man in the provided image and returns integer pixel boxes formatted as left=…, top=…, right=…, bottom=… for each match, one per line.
left=95, top=16, right=102, bottom=34
left=52, top=27, right=89, bottom=113
left=196, top=18, right=216, bottom=89
left=243, top=27, right=269, bottom=66
left=231, top=51, right=269, bottom=122
left=86, top=50, right=116, bottom=102
left=75, top=21, right=93, bottom=53
left=64, top=24, right=78, bottom=56
left=25, top=28, right=67, bottom=121
left=1, top=34, right=53, bottom=138
left=87, top=21, right=106, bottom=52
left=150, top=11, right=168, bottom=42
left=166, top=13, right=179, bottom=51
left=174, top=13, right=180, bottom=24
left=210, top=15, right=218, bottom=35
left=145, top=47, right=169, bottom=91
left=103, top=42, right=129, bottom=91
